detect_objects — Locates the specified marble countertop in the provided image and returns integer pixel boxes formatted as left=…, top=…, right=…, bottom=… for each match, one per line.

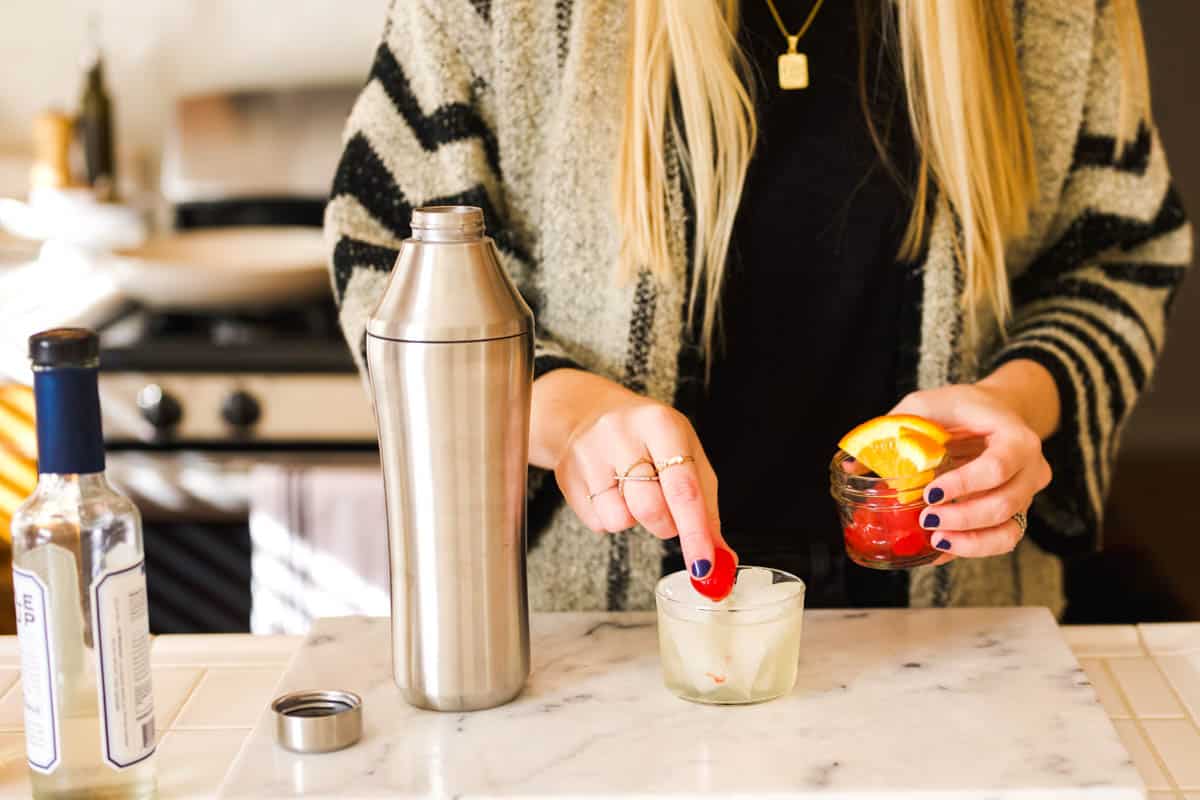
left=0, top=615, right=1195, bottom=798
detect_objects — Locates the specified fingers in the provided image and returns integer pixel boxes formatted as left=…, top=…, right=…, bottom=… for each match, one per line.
left=620, top=460, right=680, bottom=541
left=918, top=438, right=1045, bottom=560
left=553, top=401, right=725, bottom=579
left=921, top=462, right=1049, bottom=532
left=886, top=384, right=1050, bottom=561
left=928, top=518, right=1024, bottom=558
left=559, top=417, right=685, bottom=542
left=574, top=445, right=637, bottom=533
left=638, top=410, right=719, bottom=576
left=555, top=462, right=607, bottom=532
left=925, top=428, right=1044, bottom=504
left=656, top=460, right=717, bottom=576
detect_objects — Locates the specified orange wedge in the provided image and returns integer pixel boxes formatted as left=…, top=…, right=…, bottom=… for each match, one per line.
left=884, top=469, right=936, bottom=504
left=838, top=414, right=950, bottom=480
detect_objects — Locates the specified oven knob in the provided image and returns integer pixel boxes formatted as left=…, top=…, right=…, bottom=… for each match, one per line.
left=137, top=384, right=182, bottom=430
left=222, top=390, right=261, bottom=428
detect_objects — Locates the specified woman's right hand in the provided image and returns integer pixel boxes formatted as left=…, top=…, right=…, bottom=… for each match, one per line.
left=530, top=369, right=731, bottom=579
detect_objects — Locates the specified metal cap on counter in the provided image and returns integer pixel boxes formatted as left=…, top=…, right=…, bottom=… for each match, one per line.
left=272, top=690, right=363, bottom=754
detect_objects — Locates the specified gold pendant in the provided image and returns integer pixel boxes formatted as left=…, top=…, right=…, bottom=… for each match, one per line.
left=778, top=34, right=809, bottom=90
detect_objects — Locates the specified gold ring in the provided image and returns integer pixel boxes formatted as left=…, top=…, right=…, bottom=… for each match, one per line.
left=654, top=455, right=694, bottom=473
left=1013, top=510, right=1028, bottom=534
left=588, top=483, right=619, bottom=502
left=616, top=457, right=658, bottom=480
left=615, top=457, right=659, bottom=499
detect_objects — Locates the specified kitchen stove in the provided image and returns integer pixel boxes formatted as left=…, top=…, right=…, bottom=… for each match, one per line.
left=90, top=299, right=379, bottom=636
left=0, top=83, right=381, bottom=635
left=97, top=301, right=375, bottom=447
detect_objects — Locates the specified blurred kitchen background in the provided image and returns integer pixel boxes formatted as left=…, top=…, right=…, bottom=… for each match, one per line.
left=0, top=0, right=392, bottom=636
left=0, top=1, right=1195, bottom=633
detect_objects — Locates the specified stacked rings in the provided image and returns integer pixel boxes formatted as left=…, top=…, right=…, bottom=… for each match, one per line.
left=587, top=454, right=694, bottom=502
left=616, top=457, right=659, bottom=499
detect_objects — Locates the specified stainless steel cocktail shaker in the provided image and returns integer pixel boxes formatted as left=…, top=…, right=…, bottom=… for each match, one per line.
left=366, top=206, right=532, bottom=711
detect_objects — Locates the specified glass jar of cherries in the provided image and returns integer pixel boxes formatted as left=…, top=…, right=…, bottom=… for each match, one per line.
left=828, top=450, right=940, bottom=570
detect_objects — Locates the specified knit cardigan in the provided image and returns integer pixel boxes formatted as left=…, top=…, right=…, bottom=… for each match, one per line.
left=326, top=0, right=1192, bottom=617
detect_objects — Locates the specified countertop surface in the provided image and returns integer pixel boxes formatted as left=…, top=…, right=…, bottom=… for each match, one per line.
left=0, top=615, right=1195, bottom=798
left=222, top=609, right=1160, bottom=799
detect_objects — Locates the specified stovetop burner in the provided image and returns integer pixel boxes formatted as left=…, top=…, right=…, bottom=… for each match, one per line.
left=142, top=303, right=339, bottom=342
left=99, top=300, right=356, bottom=374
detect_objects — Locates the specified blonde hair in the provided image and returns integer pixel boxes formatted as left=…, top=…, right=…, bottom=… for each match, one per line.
left=616, top=0, right=1152, bottom=359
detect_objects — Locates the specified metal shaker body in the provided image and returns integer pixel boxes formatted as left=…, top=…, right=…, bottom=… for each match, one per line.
left=366, top=206, right=532, bottom=711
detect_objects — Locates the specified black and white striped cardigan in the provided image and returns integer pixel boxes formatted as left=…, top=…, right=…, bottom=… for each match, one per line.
left=326, top=0, right=1191, bottom=615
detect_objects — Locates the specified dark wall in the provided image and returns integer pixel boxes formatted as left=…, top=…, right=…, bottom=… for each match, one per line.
left=1126, top=0, right=1200, bottom=449
left=1068, top=1, right=1200, bottom=623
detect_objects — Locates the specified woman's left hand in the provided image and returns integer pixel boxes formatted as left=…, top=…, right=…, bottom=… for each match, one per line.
left=889, top=377, right=1053, bottom=562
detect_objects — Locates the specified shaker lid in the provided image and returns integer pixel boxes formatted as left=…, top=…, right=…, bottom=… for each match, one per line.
left=272, top=689, right=363, bottom=753
left=366, top=206, right=533, bottom=342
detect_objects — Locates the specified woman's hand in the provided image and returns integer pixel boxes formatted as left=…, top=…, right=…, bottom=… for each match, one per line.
left=889, top=360, right=1058, bottom=561
left=531, top=369, right=730, bottom=579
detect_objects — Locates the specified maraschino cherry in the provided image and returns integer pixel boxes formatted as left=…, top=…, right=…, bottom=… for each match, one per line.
left=690, top=548, right=737, bottom=601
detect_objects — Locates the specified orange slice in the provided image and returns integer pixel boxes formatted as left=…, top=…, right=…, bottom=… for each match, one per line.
left=838, top=414, right=950, bottom=480
left=885, top=469, right=935, bottom=505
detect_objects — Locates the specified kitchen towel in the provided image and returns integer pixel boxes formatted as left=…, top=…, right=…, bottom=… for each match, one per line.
left=248, top=463, right=389, bottom=634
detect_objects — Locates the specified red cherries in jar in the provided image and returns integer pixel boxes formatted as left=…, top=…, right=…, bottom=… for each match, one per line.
left=841, top=502, right=935, bottom=567
left=831, top=451, right=940, bottom=570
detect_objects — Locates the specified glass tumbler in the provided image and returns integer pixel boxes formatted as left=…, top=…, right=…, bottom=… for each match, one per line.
left=655, top=566, right=805, bottom=704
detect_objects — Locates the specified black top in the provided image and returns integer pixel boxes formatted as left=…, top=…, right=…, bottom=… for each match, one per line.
left=692, top=0, right=915, bottom=607
left=29, top=327, right=100, bottom=367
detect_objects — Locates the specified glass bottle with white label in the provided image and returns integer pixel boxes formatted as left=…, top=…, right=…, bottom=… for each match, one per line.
left=11, top=328, right=157, bottom=800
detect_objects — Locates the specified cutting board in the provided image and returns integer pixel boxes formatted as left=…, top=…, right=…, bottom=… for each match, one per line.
left=220, top=609, right=1143, bottom=798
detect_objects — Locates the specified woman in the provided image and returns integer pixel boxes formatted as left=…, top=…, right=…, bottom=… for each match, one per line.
left=327, top=0, right=1190, bottom=616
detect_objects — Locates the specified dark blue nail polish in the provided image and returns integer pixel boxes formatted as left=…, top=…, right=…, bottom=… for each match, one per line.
left=923, top=513, right=940, bottom=529
left=935, top=538, right=952, bottom=551
left=927, top=487, right=944, bottom=503
left=691, top=559, right=712, bottom=579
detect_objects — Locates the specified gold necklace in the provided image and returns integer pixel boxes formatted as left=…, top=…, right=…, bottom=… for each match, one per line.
left=764, top=0, right=826, bottom=90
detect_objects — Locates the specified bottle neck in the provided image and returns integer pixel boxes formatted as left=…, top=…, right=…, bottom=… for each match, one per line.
left=410, top=227, right=483, bottom=243
left=85, top=61, right=105, bottom=95
left=35, top=472, right=109, bottom=496
left=33, top=365, right=106, bottom=475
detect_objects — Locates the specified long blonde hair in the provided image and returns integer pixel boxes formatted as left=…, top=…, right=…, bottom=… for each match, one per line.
left=616, top=0, right=1151, bottom=358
